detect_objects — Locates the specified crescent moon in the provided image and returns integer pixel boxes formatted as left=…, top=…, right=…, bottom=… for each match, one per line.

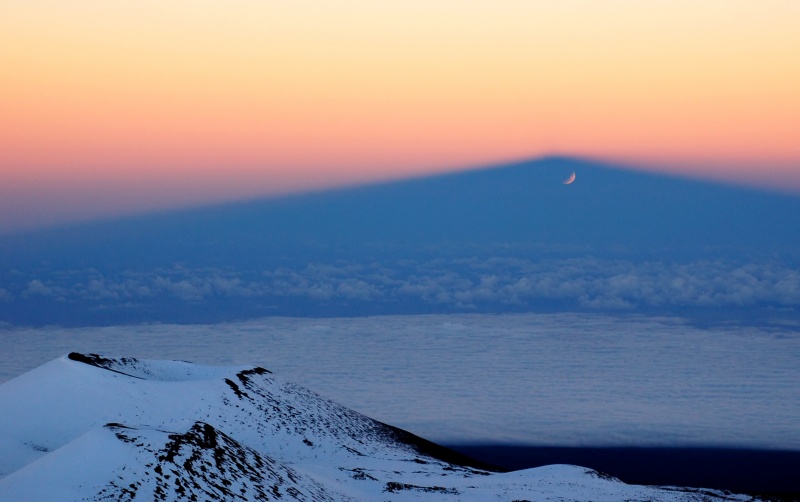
left=562, top=172, right=576, bottom=185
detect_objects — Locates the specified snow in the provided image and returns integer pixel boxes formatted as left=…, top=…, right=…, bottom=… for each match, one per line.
left=0, top=353, right=757, bottom=500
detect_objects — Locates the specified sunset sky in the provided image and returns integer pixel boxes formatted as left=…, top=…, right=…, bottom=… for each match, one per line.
left=2, top=1, right=799, bottom=233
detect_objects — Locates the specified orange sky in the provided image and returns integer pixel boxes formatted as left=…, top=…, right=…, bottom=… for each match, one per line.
left=1, top=1, right=799, bottom=233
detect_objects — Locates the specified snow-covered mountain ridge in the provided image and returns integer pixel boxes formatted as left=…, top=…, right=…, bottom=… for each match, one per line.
left=0, top=353, right=756, bottom=500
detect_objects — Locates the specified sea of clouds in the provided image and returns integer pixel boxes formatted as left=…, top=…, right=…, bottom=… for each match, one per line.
left=3, top=256, right=799, bottom=326
left=2, top=313, right=797, bottom=449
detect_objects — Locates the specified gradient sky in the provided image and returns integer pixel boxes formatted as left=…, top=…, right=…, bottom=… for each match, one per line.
left=2, top=1, right=800, bottom=232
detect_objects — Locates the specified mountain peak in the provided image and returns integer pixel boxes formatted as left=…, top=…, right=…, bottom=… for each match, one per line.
left=0, top=354, right=758, bottom=500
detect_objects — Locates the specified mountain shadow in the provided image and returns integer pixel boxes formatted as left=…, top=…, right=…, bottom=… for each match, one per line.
left=3, top=156, right=799, bottom=270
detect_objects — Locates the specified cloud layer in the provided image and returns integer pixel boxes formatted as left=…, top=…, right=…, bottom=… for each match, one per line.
left=3, top=255, right=798, bottom=326
left=2, top=313, right=798, bottom=448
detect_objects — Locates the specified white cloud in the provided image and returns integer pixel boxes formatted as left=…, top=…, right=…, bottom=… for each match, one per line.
left=5, top=257, right=800, bottom=313
left=170, top=279, right=209, bottom=301
left=25, top=280, right=53, bottom=297
left=336, top=279, right=381, bottom=301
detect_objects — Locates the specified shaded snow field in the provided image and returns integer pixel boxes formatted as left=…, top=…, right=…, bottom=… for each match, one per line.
left=1, top=313, right=797, bottom=449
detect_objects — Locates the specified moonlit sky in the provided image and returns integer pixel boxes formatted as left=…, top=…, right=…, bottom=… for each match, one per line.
left=2, top=1, right=800, bottom=232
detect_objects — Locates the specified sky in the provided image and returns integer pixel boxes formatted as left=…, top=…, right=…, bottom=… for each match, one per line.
left=2, top=1, right=800, bottom=232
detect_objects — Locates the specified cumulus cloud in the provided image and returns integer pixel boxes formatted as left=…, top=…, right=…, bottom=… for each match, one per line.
left=25, top=280, right=55, bottom=297
left=4, top=257, right=799, bottom=318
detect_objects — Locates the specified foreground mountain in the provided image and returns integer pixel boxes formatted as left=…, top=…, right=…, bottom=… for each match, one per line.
left=0, top=353, right=757, bottom=500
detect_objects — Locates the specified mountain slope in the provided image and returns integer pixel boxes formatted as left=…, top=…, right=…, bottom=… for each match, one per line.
left=2, top=421, right=357, bottom=501
left=0, top=353, right=758, bottom=500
